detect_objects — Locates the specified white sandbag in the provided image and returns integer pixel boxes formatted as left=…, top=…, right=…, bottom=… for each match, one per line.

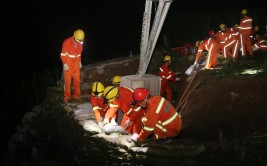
left=82, top=120, right=103, bottom=133
left=102, top=123, right=128, bottom=135
left=185, top=65, right=195, bottom=76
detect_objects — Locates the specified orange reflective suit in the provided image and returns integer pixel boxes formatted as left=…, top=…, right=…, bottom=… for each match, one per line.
left=124, top=106, right=145, bottom=134
left=227, top=27, right=241, bottom=59
left=238, top=15, right=253, bottom=56
left=60, top=36, right=83, bottom=101
left=90, top=95, right=110, bottom=123
left=158, top=64, right=177, bottom=102
left=136, top=96, right=182, bottom=141
left=104, top=86, right=140, bottom=134
left=216, top=30, right=239, bottom=60
left=253, top=37, right=267, bottom=51
left=196, top=38, right=220, bottom=69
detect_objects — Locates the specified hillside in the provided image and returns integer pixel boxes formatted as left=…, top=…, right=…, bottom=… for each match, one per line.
left=3, top=51, right=267, bottom=166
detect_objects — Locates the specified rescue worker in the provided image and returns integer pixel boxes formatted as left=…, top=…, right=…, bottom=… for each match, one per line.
left=103, top=86, right=144, bottom=134
left=127, top=88, right=182, bottom=142
left=111, top=75, right=124, bottom=124
left=90, top=82, right=114, bottom=127
left=231, top=23, right=241, bottom=47
left=158, top=55, right=180, bottom=103
left=250, top=26, right=259, bottom=45
left=60, top=29, right=85, bottom=103
left=216, top=23, right=239, bottom=60
left=195, top=37, right=220, bottom=69
left=208, top=30, right=216, bottom=38
left=112, top=75, right=121, bottom=86
left=232, top=24, right=240, bottom=36
left=238, top=9, right=253, bottom=57
left=253, top=34, right=267, bottom=51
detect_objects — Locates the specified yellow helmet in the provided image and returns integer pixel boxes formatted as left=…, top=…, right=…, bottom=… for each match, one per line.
left=91, top=82, right=105, bottom=97
left=241, top=9, right=247, bottom=15
left=254, top=26, right=259, bottom=32
left=163, top=55, right=172, bottom=62
left=74, top=29, right=85, bottom=42
left=112, top=76, right=121, bottom=85
left=103, top=86, right=119, bottom=103
left=195, top=40, right=200, bottom=47
left=219, top=23, right=226, bottom=30
left=233, top=24, right=238, bottom=29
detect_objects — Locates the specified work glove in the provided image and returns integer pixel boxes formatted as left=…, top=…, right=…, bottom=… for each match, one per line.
left=79, top=62, right=82, bottom=69
left=98, top=121, right=104, bottom=127
left=126, top=133, right=139, bottom=143
left=193, top=61, right=200, bottom=67
left=103, top=118, right=109, bottom=125
left=130, top=133, right=139, bottom=142
left=63, top=64, right=69, bottom=71
left=110, top=118, right=118, bottom=125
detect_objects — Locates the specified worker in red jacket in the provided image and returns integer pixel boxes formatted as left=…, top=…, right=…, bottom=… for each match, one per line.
left=127, top=88, right=182, bottom=142
left=253, top=34, right=267, bottom=51
left=250, top=26, right=259, bottom=45
left=103, top=86, right=144, bottom=134
left=158, top=55, right=180, bottom=103
left=216, top=23, right=239, bottom=60
left=195, top=37, right=220, bottom=69
left=238, top=9, right=253, bottom=57
left=90, top=82, right=113, bottom=127
left=60, top=29, right=85, bottom=103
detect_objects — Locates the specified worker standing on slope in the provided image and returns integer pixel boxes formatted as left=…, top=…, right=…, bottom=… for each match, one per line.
left=60, top=29, right=85, bottom=103
left=238, top=9, right=253, bottom=57
left=158, top=55, right=181, bottom=103
left=127, top=88, right=182, bottom=142
left=216, top=23, right=239, bottom=61
left=194, top=37, right=220, bottom=69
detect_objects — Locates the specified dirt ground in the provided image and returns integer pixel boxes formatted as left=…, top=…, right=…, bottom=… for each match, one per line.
left=178, top=71, right=267, bottom=141
left=4, top=51, right=267, bottom=166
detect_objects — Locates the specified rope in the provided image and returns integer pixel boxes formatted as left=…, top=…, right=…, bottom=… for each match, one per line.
left=176, top=80, right=200, bottom=112
left=176, top=73, right=195, bottom=108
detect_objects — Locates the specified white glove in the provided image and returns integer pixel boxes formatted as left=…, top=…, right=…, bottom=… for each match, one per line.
left=176, top=77, right=181, bottom=81
left=79, top=62, right=82, bottom=69
left=130, top=133, right=139, bottom=142
left=63, top=64, right=69, bottom=71
left=193, top=61, right=199, bottom=67
left=98, top=121, right=104, bottom=127
left=110, top=118, right=118, bottom=125
left=103, top=118, right=109, bottom=125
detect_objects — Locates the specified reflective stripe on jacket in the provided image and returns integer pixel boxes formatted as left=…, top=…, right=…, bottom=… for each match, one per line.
left=138, top=96, right=182, bottom=141
left=60, top=36, right=83, bottom=65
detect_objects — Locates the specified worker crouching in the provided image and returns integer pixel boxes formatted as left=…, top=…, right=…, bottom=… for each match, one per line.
left=127, top=88, right=182, bottom=142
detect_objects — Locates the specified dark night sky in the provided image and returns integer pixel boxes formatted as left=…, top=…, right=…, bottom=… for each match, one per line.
left=1, top=0, right=266, bottom=74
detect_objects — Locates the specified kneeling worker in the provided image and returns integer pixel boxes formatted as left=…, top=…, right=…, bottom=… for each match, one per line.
left=127, top=88, right=182, bottom=142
